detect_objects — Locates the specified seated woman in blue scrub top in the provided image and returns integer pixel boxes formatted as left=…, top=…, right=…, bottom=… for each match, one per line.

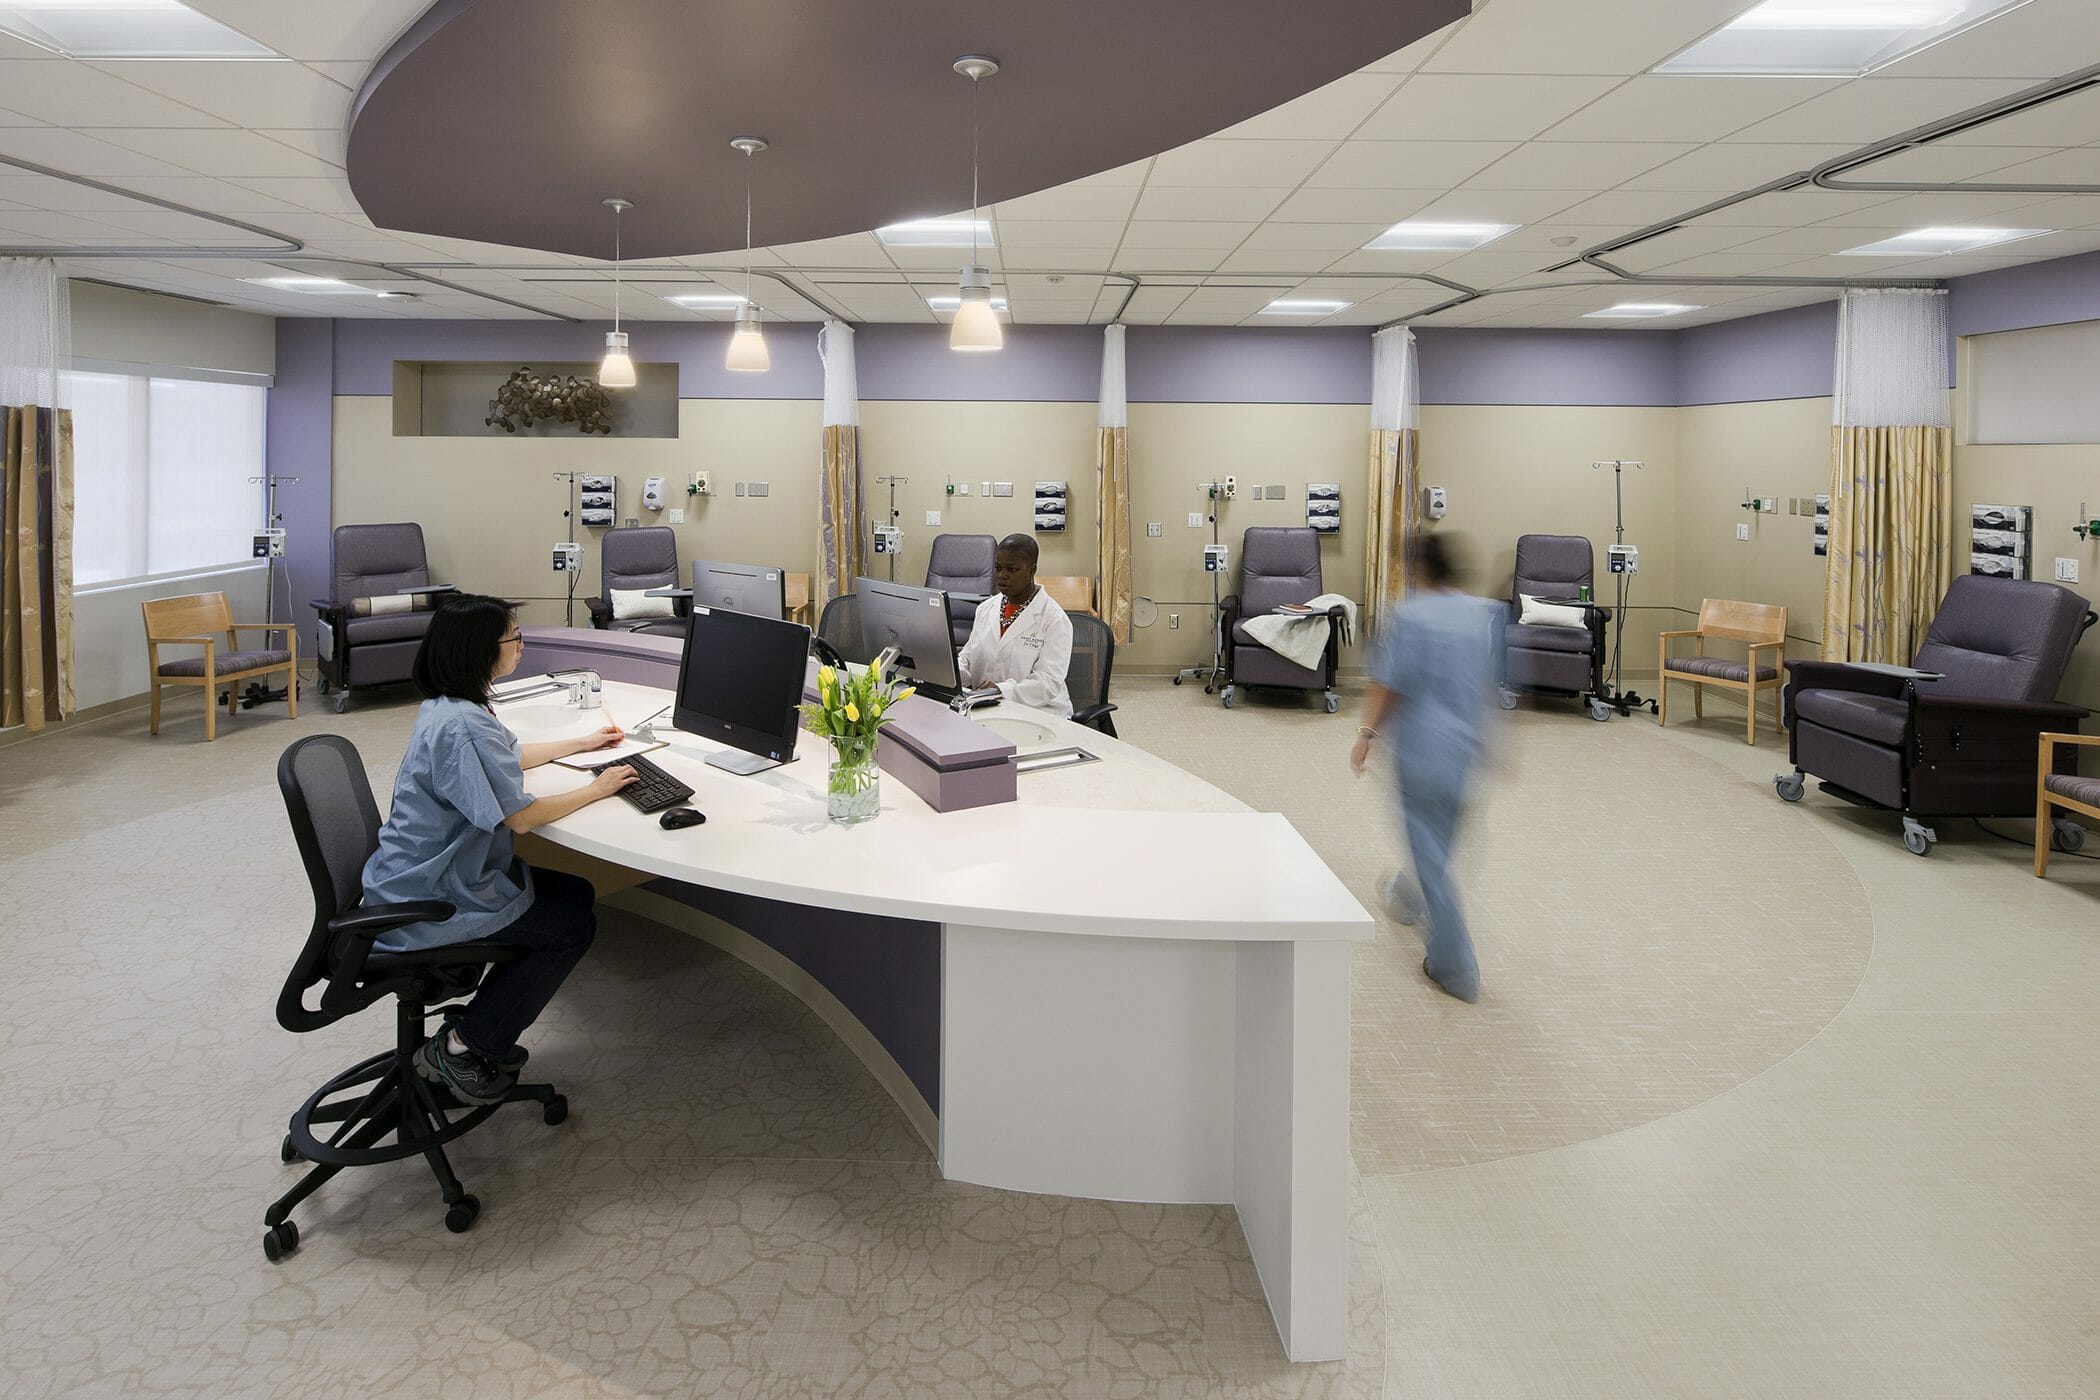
left=361, top=594, right=638, bottom=1105
left=957, top=534, right=1073, bottom=718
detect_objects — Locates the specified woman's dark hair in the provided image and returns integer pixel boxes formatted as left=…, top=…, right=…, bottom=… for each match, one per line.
left=412, top=593, right=517, bottom=703
left=1414, top=531, right=1466, bottom=589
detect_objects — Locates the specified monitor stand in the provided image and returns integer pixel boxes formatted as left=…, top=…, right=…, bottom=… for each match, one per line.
left=705, top=750, right=791, bottom=776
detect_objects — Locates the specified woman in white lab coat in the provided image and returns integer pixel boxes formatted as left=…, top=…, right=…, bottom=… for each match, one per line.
left=958, top=534, right=1073, bottom=718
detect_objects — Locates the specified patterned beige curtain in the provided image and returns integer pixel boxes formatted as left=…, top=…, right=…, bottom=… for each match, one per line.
left=1363, top=426, right=1419, bottom=630
left=816, top=321, right=863, bottom=608
left=1821, top=289, right=1954, bottom=663
left=3, top=404, right=74, bottom=729
left=1821, top=425, right=1954, bottom=662
left=1095, top=426, right=1132, bottom=640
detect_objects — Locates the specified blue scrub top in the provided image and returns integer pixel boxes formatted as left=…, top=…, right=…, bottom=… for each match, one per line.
left=361, top=697, right=536, bottom=952
left=1368, top=591, right=1502, bottom=788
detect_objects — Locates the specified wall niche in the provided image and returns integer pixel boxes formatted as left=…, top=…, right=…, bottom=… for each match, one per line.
left=391, top=360, right=679, bottom=438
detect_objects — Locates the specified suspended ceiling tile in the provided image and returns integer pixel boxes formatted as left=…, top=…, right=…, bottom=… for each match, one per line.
left=678, top=247, right=787, bottom=268
left=1119, top=286, right=1193, bottom=316
left=1306, top=139, right=1517, bottom=190
left=89, top=207, right=266, bottom=240
left=1214, top=249, right=1344, bottom=274
left=254, top=127, right=347, bottom=167
left=1404, top=188, right=1588, bottom=223
left=1021, top=308, right=1095, bottom=324
left=1110, top=248, right=1229, bottom=272
left=1320, top=305, right=1406, bottom=325
left=1617, top=223, right=1788, bottom=258
left=1118, top=220, right=1253, bottom=250
left=0, top=168, right=179, bottom=212
left=1973, top=148, right=2100, bottom=185
left=996, top=248, right=1120, bottom=271
left=1990, top=195, right=2100, bottom=230
left=0, top=126, right=203, bottom=181
left=1238, top=220, right=1391, bottom=252
left=1724, top=77, right=2037, bottom=145
left=0, top=210, right=136, bottom=242
left=115, top=175, right=306, bottom=214
left=1691, top=189, right=1902, bottom=226
left=1537, top=76, right=1841, bottom=143
left=1212, top=72, right=1407, bottom=141
left=0, top=60, right=229, bottom=127
left=1147, top=139, right=1336, bottom=187
left=1427, top=247, right=1567, bottom=280
left=768, top=235, right=895, bottom=270
left=1938, top=84, right=2100, bottom=147
left=303, top=62, right=376, bottom=89
left=1069, top=160, right=1154, bottom=188
left=1356, top=74, right=1623, bottom=142
left=86, top=60, right=353, bottom=130
left=1876, top=0, right=2100, bottom=80
left=1132, top=186, right=1289, bottom=222
left=1421, top=0, right=1750, bottom=75
left=1322, top=248, right=1466, bottom=275
left=220, top=174, right=361, bottom=215
left=996, top=219, right=1130, bottom=249
left=1006, top=272, right=1103, bottom=297
left=1267, top=187, right=1440, bottom=224
left=184, top=1, right=430, bottom=62
left=1620, top=143, right=1859, bottom=193
left=1651, top=251, right=1814, bottom=275
left=92, top=127, right=344, bottom=179
left=1805, top=189, right=2067, bottom=227
left=1465, top=141, right=1696, bottom=191
left=993, top=183, right=1141, bottom=222
left=1547, top=189, right=1733, bottom=227
left=850, top=243, right=999, bottom=272
left=1846, top=143, right=2062, bottom=183
left=1363, top=28, right=1453, bottom=74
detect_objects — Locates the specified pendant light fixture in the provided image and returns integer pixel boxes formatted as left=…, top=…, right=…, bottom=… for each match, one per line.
left=725, top=137, right=770, bottom=373
left=599, top=197, right=637, bottom=388
left=949, top=55, right=1002, bottom=353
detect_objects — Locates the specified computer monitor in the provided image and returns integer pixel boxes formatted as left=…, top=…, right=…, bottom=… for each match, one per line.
left=689, top=559, right=786, bottom=620
left=855, top=576, right=962, bottom=695
left=672, top=604, right=808, bottom=775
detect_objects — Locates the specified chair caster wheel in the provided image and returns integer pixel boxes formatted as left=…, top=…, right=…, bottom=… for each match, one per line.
left=262, top=1220, right=298, bottom=1262
left=1497, top=688, right=1518, bottom=711
left=2052, top=818, right=2086, bottom=853
left=445, top=1195, right=481, bottom=1234
left=280, top=1134, right=299, bottom=1163
left=1775, top=773, right=1805, bottom=803
left=333, top=693, right=349, bottom=714
left=1171, top=675, right=1182, bottom=685
left=1901, top=818, right=1936, bottom=856
left=1323, top=692, right=1341, bottom=714
left=1588, top=698, right=1612, bottom=723
left=1220, top=686, right=1236, bottom=709
left=316, top=678, right=330, bottom=696
left=543, top=1095, right=568, bottom=1126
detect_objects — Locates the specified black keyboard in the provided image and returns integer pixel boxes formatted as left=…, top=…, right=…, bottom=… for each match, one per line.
left=576, top=752, right=694, bottom=814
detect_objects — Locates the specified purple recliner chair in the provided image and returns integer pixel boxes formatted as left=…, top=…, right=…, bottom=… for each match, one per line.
left=1499, top=533, right=1609, bottom=721
left=587, top=526, right=686, bottom=637
left=1776, top=574, right=2095, bottom=855
left=926, top=533, right=996, bottom=650
left=313, top=523, right=453, bottom=713
left=1218, top=526, right=1344, bottom=713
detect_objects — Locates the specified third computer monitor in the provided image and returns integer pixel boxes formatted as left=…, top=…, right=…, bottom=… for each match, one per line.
left=689, top=559, right=786, bottom=621
left=673, top=604, right=807, bottom=774
left=855, top=576, right=961, bottom=694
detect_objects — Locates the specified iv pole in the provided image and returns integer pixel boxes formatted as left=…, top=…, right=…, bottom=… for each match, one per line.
left=874, top=474, right=907, bottom=581
left=1591, top=459, right=1655, bottom=718
left=552, top=470, right=582, bottom=627
left=1173, top=484, right=1228, bottom=692
left=240, top=472, right=299, bottom=708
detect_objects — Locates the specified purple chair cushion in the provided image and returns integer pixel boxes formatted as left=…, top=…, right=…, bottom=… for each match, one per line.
left=1511, top=623, right=1592, bottom=655
left=1795, top=689, right=1907, bottom=747
left=1511, top=534, right=1593, bottom=607
left=343, top=612, right=435, bottom=645
left=332, top=522, right=431, bottom=602
left=599, top=526, right=681, bottom=603
left=1240, top=527, right=1323, bottom=617
left=1911, top=575, right=2091, bottom=703
left=159, top=648, right=291, bottom=678
left=1666, top=656, right=1778, bottom=682
left=2045, top=773, right=2100, bottom=808
left=925, top=534, right=996, bottom=594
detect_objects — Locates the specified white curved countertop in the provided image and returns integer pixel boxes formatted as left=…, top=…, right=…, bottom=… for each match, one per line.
left=508, top=679, right=1371, bottom=944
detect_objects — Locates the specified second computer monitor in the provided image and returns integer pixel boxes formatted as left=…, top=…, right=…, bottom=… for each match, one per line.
left=855, top=576, right=961, bottom=693
left=672, top=604, right=807, bottom=774
left=690, top=559, right=786, bottom=621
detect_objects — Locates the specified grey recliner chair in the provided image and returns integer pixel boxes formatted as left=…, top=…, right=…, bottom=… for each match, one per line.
left=586, top=525, right=686, bottom=637
left=1500, top=533, right=1610, bottom=721
left=313, top=523, right=454, bottom=713
left=1776, top=573, right=2096, bottom=856
left=926, top=533, right=996, bottom=650
left=1218, top=526, right=1344, bottom=714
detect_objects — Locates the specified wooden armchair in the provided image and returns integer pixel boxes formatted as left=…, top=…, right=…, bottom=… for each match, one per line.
left=2035, top=732, right=2100, bottom=877
left=1041, top=574, right=1096, bottom=615
left=1658, top=598, right=1788, bottom=745
left=143, top=591, right=297, bottom=741
left=784, top=572, right=813, bottom=628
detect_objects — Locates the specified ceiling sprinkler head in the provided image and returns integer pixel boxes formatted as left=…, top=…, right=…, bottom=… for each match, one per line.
left=1549, top=235, right=1579, bottom=248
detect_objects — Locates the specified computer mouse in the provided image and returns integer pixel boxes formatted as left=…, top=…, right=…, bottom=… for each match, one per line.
left=658, top=806, right=707, bottom=830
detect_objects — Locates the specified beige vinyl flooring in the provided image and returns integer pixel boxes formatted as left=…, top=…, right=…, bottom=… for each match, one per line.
left=2, top=669, right=2097, bottom=1398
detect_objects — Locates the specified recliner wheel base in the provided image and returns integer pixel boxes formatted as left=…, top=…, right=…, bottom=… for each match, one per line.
left=1588, top=698, right=1612, bottom=723
left=1775, top=772, right=1805, bottom=803
left=1901, top=817, right=1936, bottom=856
left=1496, top=687, right=1518, bottom=711
left=1323, top=691, right=1341, bottom=714
left=333, top=693, right=349, bottom=714
left=1220, top=685, right=1236, bottom=709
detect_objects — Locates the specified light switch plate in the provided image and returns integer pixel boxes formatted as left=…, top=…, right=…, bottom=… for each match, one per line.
left=735, top=482, right=746, bottom=497
left=981, top=481, right=992, bottom=496
left=1736, top=523, right=1750, bottom=541
left=748, top=481, right=769, bottom=498
left=2057, top=557, right=2080, bottom=583
left=668, top=508, right=685, bottom=524
left=1146, top=522, right=1163, bottom=538
left=925, top=510, right=941, bottom=527
left=1268, top=484, right=1286, bottom=500
left=1188, top=512, right=1204, bottom=527
left=993, top=482, right=1014, bottom=497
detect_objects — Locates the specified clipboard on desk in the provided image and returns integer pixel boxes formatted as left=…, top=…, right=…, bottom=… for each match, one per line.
left=551, top=735, right=667, bottom=770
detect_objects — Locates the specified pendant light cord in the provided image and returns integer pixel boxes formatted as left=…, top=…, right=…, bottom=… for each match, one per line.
left=744, top=150, right=755, bottom=308
left=969, top=73, right=981, bottom=266
left=612, top=204, right=622, bottom=334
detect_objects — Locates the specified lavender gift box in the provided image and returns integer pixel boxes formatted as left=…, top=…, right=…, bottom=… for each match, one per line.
left=803, top=664, right=1018, bottom=812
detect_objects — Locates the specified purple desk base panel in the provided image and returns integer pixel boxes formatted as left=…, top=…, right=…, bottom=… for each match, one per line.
left=644, top=880, right=943, bottom=1114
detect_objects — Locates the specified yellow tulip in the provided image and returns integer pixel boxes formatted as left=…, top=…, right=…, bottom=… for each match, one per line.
left=870, top=654, right=884, bottom=679
left=818, top=665, right=837, bottom=688
left=895, top=686, right=916, bottom=702
left=845, top=702, right=860, bottom=723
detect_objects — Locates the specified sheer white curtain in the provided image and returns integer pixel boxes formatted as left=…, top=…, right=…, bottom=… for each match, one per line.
left=1824, top=288, right=1955, bottom=662
left=817, top=320, right=864, bottom=607
left=1365, top=325, right=1420, bottom=630
left=0, top=258, right=69, bottom=409
left=1095, top=324, right=1132, bottom=639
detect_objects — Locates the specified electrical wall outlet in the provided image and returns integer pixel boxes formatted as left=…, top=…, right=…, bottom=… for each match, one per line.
left=735, top=482, right=746, bottom=497
left=993, top=482, right=1014, bottom=497
left=748, top=481, right=769, bottom=498
left=1169, top=612, right=1180, bottom=629
left=1736, top=523, right=1751, bottom=542
left=1146, top=521, right=1163, bottom=538
left=1761, top=496, right=1777, bottom=513
left=691, top=471, right=711, bottom=496
left=980, top=481, right=992, bottom=497
left=1267, top=484, right=1286, bottom=500
left=2057, top=557, right=2081, bottom=583
left=925, top=510, right=941, bottom=527
left=668, top=508, right=685, bottom=524
left=1187, top=512, right=1204, bottom=527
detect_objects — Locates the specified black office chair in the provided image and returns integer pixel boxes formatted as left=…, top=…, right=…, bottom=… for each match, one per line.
left=817, top=592, right=863, bottom=663
left=1066, top=612, right=1119, bottom=738
left=263, top=735, right=567, bottom=1262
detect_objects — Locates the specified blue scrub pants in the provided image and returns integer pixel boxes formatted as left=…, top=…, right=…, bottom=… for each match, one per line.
left=1399, top=763, right=1479, bottom=1003
left=456, top=866, right=598, bottom=1057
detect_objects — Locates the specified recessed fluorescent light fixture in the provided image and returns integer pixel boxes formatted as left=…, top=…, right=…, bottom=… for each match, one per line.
left=664, top=292, right=749, bottom=308
left=1838, top=226, right=2048, bottom=255
left=876, top=219, right=995, bottom=248
left=240, top=276, right=377, bottom=296
left=1655, top=0, right=2031, bottom=76
left=1583, top=302, right=1702, bottom=320
left=0, top=0, right=280, bottom=59
left=1258, top=298, right=1354, bottom=317
left=1364, top=221, right=1517, bottom=252
left=925, top=294, right=1008, bottom=311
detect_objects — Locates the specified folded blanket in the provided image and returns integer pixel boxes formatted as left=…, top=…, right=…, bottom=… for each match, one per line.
left=1243, top=593, right=1357, bottom=671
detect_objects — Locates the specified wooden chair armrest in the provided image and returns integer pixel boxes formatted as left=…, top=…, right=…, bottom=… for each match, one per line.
left=1746, top=640, right=1786, bottom=653
left=147, top=634, right=216, bottom=646
left=1656, top=629, right=1701, bottom=639
left=228, top=622, right=296, bottom=633
left=2040, top=732, right=2100, bottom=750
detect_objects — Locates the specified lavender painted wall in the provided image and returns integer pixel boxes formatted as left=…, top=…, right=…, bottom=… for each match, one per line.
left=1416, top=327, right=1680, bottom=407
left=1950, top=247, right=2100, bottom=339
left=856, top=322, right=1100, bottom=401
left=1125, top=326, right=1372, bottom=404
left=267, top=319, right=335, bottom=614
left=1676, top=301, right=1838, bottom=407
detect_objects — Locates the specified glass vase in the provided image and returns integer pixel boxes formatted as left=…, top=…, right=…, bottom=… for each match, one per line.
left=826, top=734, right=882, bottom=825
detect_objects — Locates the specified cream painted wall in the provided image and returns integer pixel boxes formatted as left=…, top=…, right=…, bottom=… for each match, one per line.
left=1673, top=396, right=1832, bottom=665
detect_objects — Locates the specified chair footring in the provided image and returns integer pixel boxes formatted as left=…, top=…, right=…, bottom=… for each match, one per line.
left=284, top=1048, right=559, bottom=1169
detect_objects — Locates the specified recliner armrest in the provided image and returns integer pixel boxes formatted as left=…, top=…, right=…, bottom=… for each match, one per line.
left=1785, top=660, right=1910, bottom=699
left=1913, top=694, right=2091, bottom=724
left=584, top=597, right=612, bottom=628
left=329, top=899, right=456, bottom=941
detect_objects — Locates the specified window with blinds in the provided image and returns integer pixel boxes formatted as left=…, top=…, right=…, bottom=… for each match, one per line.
left=1966, top=319, right=2100, bottom=445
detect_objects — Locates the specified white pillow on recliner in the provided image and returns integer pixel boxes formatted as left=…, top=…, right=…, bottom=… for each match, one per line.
left=1518, top=593, right=1587, bottom=629
left=610, top=587, right=675, bottom=620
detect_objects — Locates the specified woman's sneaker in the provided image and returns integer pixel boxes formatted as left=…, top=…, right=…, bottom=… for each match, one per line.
left=416, top=1028, right=517, bottom=1105
left=440, top=1010, right=528, bottom=1074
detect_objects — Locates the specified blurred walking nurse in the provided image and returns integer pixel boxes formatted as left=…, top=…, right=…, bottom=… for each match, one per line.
left=1350, top=533, right=1500, bottom=1003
